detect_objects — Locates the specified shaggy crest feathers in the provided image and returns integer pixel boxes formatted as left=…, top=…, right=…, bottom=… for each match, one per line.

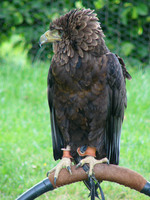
left=50, top=9, right=106, bottom=65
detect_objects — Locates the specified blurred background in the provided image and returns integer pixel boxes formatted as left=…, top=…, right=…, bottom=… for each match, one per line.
left=0, top=0, right=150, bottom=200
left=0, top=0, right=149, bottom=67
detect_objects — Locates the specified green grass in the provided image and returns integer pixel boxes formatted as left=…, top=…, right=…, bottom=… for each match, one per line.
left=0, top=41, right=150, bottom=199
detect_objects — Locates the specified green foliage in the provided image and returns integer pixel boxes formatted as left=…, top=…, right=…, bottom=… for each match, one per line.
left=0, top=0, right=149, bottom=65
left=121, top=42, right=135, bottom=57
left=0, top=35, right=29, bottom=67
left=92, top=0, right=149, bottom=68
left=0, top=0, right=75, bottom=58
left=0, top=44, right=149, bottom=199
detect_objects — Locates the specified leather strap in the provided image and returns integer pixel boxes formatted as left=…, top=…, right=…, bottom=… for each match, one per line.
left=77, top=146, right=96, bottom=157
left=62, top=149, right=73, bottom=159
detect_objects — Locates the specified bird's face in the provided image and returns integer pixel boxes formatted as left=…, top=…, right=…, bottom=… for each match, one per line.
left=39, top=28, right=62, bottom=47
left=39, top=9, right=104, bottom=57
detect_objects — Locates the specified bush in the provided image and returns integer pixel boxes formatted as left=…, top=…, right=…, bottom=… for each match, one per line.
left=0, top=0, right=149, bottom=68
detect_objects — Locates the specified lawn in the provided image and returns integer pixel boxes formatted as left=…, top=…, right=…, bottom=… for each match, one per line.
left=0, top=41, right=150, bottom=200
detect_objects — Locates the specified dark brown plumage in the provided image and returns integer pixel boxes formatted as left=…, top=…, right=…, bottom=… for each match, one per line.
left=40, top=8, right=131, bottom=198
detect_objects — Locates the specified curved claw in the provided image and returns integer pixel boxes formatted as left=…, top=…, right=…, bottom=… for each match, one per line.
left=54, top=177, right=57, bottom=186
left=47, top=171, right=50, bottom=177
left=76, top=162, right=82, bottom=169
left=67, top=166, right=72, bottom=175
left=46, top=166, right=57, bottom=177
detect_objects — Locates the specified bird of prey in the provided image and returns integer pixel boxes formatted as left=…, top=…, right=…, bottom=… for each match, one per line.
left=39, top=9, right=131, bottom=199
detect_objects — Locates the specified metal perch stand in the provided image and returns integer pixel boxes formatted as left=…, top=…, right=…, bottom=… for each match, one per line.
left=16, top=164, right=150, bottom=200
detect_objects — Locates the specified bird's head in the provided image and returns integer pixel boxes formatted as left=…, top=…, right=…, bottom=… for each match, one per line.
left=39, top=9, right=104, bottom=58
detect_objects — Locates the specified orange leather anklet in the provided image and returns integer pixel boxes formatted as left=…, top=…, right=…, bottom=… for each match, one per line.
left=77, top=146, right=96, bottom=157
left=62, top=149, right=73, bottom=159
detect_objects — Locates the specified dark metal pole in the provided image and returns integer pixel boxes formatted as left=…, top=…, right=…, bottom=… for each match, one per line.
left=140, top=182, right=150, bottom=197
left=16, top=178, right=54, bottom=200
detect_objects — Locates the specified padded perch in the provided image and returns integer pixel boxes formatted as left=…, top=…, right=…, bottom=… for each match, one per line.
left=48, top=164, right=150, bottom=196
left=16, top=164, right=150, bottom=200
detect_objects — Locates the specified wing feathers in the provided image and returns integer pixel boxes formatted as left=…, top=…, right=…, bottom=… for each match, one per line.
left=105, top=53, right=127, bottom=165
left=51, top=108, right=64, bottom=160
left=47, top=65, right=64, bottom=161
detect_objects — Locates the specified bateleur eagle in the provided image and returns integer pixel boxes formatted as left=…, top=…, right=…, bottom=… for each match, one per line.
left=39, top=8, right=131, bottom=199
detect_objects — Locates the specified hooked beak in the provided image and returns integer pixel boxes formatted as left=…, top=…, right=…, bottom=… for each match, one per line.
left=39, top=30, right=62, bottom=47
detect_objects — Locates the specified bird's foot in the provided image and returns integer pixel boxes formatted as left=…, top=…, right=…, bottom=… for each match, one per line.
left=47, top=157, right=72, bottom=185
left=76, top=156, right=108, bottom=176
left=47, top=145, right=72, bottom=185
left=76, top=156, right=108, bottom=200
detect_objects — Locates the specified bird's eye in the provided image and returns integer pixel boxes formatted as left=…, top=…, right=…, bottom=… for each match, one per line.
left=50, top=25, right=55, bottom=31
left=76, top=25, right=80, bottom=30
left=58, top=29, right=63, bottom=35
